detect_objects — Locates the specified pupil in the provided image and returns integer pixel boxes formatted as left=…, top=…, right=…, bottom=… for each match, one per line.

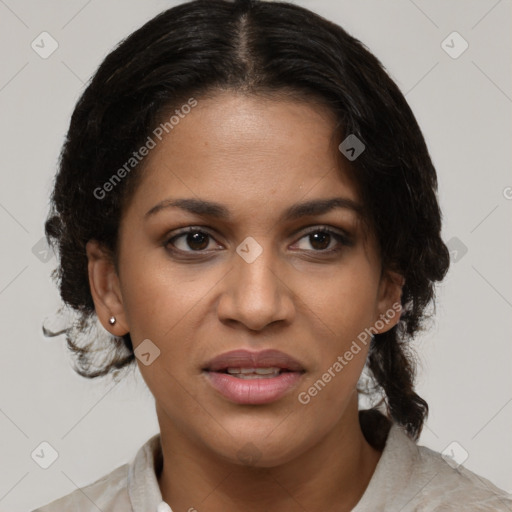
left=310, top=232, right=330, bottom=250
left=187, top=232, right=209, bottom=250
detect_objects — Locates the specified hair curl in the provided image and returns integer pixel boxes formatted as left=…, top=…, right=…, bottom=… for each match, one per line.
left=44, top=0, right=450, bottom=440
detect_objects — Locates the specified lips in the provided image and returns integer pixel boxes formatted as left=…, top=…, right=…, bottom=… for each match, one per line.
left=203, top=349, right=305, bottom=373
left=202, top=349, right=306, bottom=405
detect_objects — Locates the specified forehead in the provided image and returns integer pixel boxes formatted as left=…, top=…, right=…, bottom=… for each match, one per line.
left=127, top=91, right=362, bottom=221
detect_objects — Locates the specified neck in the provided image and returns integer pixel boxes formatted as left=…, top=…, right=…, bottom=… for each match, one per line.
left=156, top=395, right=382, bottom=512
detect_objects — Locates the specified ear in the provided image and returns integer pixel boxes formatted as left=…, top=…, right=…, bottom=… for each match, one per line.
left=373, top=269, right=405, bottom=334
left=86, top=240, right=129, bottom=336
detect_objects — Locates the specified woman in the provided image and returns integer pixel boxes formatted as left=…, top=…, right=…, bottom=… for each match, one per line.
left=33, top=0, right=511, bottom=510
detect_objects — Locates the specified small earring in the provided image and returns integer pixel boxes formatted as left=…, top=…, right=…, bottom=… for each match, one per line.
left=109, top=316, right=116, bottom=325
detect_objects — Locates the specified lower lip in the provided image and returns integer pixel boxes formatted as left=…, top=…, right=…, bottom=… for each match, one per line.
left=204, top=371, right=304, bottom=404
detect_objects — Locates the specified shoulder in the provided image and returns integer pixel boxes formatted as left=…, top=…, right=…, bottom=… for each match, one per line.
left=31, top=433, right=163, bottom=512
left=31, top=463, right=130, bottom=512
left=355, top=418, right=512, bottom=511
left=390, top=424, right=512, bottom=511
left=410, top=441, right=512, bottom=510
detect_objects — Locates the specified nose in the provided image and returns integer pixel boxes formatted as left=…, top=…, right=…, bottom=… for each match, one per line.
left=216, top=240, right=295, bottom=332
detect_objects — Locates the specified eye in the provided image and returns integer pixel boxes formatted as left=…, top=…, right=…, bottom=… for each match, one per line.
left=166, top=227, right=221, bottom=254
left=292, top=227, right=352, bottom=254
left=164, top=226, right=352, bottom=257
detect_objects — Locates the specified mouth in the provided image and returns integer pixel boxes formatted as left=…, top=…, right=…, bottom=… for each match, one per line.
left=203, top=348, right=305, bottom=373
left=218, top=367, right=291, bottom=379
left=202, top=349, right=306, bottom=405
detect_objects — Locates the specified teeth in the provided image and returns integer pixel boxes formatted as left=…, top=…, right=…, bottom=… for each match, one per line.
left=235, top=373, right=279, bottom=379
left=226, top=367, right=281, bottom=378
left=226, top=367, right=280, bottom=374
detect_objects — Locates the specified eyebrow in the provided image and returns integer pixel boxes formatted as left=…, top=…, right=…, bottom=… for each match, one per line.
left=144, top=196, right=364, bottom=222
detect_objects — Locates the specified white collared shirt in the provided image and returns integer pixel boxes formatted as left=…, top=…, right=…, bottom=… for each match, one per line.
left=32, top=423, right=512, bottom=511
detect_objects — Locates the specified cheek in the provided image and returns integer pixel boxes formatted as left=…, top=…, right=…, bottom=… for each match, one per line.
left=118, top=253, right=222, bottom=393
left=296, top=262, right=378, bottom=398
left=130, top=314, right=203, bottom=423
left=304, top=263, right=379, bottom=338
left=119, top=250, right=218, bottom=342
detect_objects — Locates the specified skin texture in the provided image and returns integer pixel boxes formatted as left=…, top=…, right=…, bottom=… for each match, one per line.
left=86, top=92, right=404, bottom=512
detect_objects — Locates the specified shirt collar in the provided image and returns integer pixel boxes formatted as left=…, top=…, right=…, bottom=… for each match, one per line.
left=126, top=418, right=405, bottom=512
left=352, top=422, right=420, bottom=510
left=127, top=433, right=167, bottom=512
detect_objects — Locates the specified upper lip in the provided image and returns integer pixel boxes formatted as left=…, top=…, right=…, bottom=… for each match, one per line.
left=203, top=349, right=305, bottom=372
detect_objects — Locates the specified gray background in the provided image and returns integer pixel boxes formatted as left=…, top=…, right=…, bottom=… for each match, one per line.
left=0, top=0, right=510, bottom=510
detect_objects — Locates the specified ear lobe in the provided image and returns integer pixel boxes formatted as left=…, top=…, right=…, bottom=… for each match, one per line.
left=374, top=270, right=405, bottom=334
left=86, top=240, right=129, bottom=336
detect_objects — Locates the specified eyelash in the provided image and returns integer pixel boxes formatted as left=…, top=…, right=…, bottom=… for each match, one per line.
left=164, top=226, right=352, bottom=258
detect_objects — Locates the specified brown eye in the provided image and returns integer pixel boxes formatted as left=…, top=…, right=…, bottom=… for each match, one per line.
left=166, top=229, right=217, bottom=253
left=307, top=231, right=331, bottom=251
left=293, top=227, right=351, bottom=254
left=183, top=231, right=210, bottom=251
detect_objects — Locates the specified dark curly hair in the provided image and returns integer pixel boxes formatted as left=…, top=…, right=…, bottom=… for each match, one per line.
left=44, top=0, right=450, bottom=440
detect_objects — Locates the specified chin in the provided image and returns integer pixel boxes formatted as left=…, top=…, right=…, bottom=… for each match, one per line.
left=204, top=423, right=316, bottom=469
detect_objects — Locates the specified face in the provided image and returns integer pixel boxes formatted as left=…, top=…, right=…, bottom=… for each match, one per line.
left=87, top=91, right=403, bottom=467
